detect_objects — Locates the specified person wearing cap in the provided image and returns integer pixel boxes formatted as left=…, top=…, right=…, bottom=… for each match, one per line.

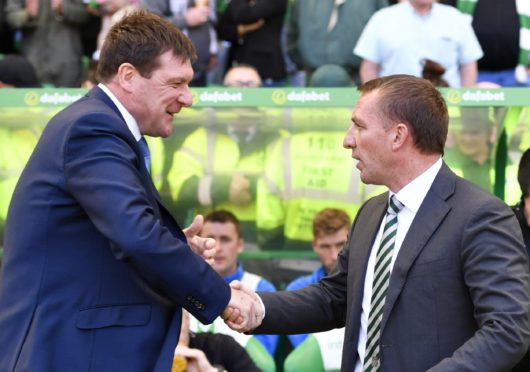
left=0, top=54, right=41, bottom=88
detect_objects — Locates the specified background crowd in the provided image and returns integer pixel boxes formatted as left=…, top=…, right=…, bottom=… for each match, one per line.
left=1, top=0, right=529, bottom=89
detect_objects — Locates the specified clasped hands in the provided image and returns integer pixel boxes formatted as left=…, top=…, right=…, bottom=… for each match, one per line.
left=222, top=280, right=264, bottom=333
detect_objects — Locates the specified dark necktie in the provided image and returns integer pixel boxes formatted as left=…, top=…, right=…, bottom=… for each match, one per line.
left=138, top=137, right=151, bottom=174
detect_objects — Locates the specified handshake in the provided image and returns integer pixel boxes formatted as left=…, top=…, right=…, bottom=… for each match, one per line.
left=183, top=215, right=264, bottom=332
left=221, top=280, right=264, bottom=333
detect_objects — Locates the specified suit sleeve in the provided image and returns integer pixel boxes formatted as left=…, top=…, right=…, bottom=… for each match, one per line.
left=255, top=234, right=350, bottom=335
left=63, top=114, right=230, bottom=324
left=430, top=198, right=530, bottom=371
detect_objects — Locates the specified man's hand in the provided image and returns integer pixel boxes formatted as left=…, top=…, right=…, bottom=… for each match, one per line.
left=174, top=345, right=217, bottom=372
left=237, top=19, right=265, bottom=38
left=183, top=215, right=216, bottom=265
left=222, top=280, right=264, bottom=333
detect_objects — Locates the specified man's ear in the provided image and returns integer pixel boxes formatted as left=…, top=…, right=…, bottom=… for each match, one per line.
left=312, top=239, right=319, bottom=253
left=391, top=123, right=409, bottom=151
left=116, top=63, right=137, bottom=93
left=237, top=238, right=245, bottom=254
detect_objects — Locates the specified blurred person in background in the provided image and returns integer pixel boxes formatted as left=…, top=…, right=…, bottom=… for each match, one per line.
left=0, top=0, right=17, bottom=54
left=143, top=0, right=218, bottom=87
left=286, top=208, right=350, bottom=349
left=173, top=310, right=260, bottom=372
left=440, top=0, right=530, bottom=87
left=5, top=0, right=90, bottom=86
left=354, top=0, right=483, bottom=87
left=286, top=0, right=388, bottom=86
left=189, top=210, right=278, bottom=357
left=444, top=107, right=499, bottom=193
left=217, top=0, right=287, bottom=86
left=168, top=65, right=280, bottom=244
left=91, top=0, right=137, bottom=60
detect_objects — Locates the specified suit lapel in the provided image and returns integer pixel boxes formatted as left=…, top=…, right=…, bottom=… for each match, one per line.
left=88, top=86, right=183, bottom=238
left=380, top=164, right=456, bottom=332
left=88, top=86, right=124, bottom=120
left=89, top=87, right=158, bottom=195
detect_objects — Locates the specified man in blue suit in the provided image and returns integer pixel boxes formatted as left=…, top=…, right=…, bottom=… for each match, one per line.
left=234, top=75, right=530, bottom=371
left=0, top=10, right=259, bottom=371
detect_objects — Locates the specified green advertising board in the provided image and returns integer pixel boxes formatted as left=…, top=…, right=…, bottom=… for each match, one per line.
left=1, top=88, right=529, bottom=281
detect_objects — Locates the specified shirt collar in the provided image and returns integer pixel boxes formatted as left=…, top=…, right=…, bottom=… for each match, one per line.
left=393, top=157, right=442, bottom=213
left=315, top=265, right=327, bottom=280
left=404, top=0, right=434, bottom=18
left=98, top=83, right=142, bottom=141
left=224, top=262, right=244, bottom=283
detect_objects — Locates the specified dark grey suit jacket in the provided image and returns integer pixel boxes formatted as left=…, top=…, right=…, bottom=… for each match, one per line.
left=257, top=163, right=530, bottom=372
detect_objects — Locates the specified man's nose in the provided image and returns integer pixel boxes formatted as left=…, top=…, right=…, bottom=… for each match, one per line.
left=343, top=129, right=355, bottom=148
left=178, top=88, right=193, bottom=107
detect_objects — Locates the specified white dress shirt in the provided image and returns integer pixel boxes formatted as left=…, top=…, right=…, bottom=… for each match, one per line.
left=355, top=158, right=443, bottom=372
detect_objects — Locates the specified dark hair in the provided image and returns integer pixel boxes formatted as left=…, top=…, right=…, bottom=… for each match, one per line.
left=313, top=208, right=351, bottom=238
left=204, top=210, right=241, bottom=237
left=358, top=75, right=448, bottom=155
left=421, top=59, right=449, bottom=87
left=518, top=148, right=530, bottom=198
left=97, top=10, right=196, bottom=82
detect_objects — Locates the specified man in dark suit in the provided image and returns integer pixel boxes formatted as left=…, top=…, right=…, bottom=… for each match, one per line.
left=0, top=10, right=259, bottom=371
left=231, top=75, right=530, bottom=371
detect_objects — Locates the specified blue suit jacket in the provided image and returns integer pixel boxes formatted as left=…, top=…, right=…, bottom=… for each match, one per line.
left=0, top=87, right=230, bottom=371
left=257, top=163, right=530, bottom=371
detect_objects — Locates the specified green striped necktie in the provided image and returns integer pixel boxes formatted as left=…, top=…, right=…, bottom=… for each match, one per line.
left=363, top=195, right=404, bottom=372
